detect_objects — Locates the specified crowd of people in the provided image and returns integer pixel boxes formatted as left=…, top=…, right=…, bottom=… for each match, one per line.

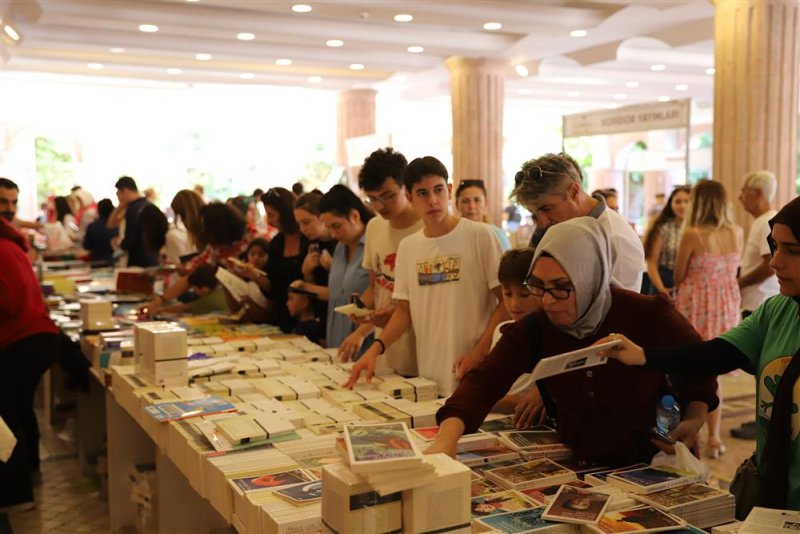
left=0, top=149, right=798, bottom=513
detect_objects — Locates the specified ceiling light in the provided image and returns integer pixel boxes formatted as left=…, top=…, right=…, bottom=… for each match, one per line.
left=138, top=24, right=159, bottom=33
left=167, top=68, right=182, bottom=75
left=394, top=14, right=413, bottom=22
left=613, top=93, right=627, bottom=100
left=570, top=30, right=587, bottom=37
left=276, top=58, right=292, bottom=66
left=308, top=76, right=322, bottom=83
left=349, top=63, right=365, bottom=71
left=237, top=32, right=255, bottom=41
left=292, top=4, right=312, bottom=13
left=675, top=84, right=688, bottom=91
left=87, top=63, right=103, bottom=70
left=567, top=91, right=580, bottom=97
left=326, top=39, right=344, bottom=47
left=518, top=88, right=532, bottom=95
left=658, top=96, right=671, bottom=102
left=110, top=47, right=126, bottom=53
left=515, top=64, right=529, bottom=77
left=407, top=45, right=424, bottom=53
left=483, top=22, right=502, bottom=30
left=650, top=64, right=666, bottom=71
left=706, top=67, right=715, bottom=75
left=626, top=81, right=639, bottom=88
left=3, top=24, right=19, bottom=41
left=186, top=0, right=199, bottom=2
left=195, top=53, right=212, bottom=60
left=240, top=73, right=255, bottom=79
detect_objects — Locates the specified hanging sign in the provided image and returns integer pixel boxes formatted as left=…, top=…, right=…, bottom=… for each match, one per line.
left=563, top=99, right=690, bottom=138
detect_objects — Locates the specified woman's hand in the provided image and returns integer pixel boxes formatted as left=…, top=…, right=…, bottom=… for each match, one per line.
left=594, top=334, right=646, bottom=366
left=319, top=249, right=333, bottom=271
left=302, top=251, right=320, bottom=280
left=512, top=388, right=545, bottom=429
left=338, top=331, right=365, bottom=362
left=652, top=417, right=703, bottom=455
left=343, top=344, right=380, bottom=388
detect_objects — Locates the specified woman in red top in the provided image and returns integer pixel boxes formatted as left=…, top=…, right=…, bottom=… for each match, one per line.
left=429, top=217, right=718, bottom=467
left=0, top=216, right=59, bottom=510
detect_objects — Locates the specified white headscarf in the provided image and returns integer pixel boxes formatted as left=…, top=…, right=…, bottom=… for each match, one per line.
left=530, top=217, right=615, bottom=339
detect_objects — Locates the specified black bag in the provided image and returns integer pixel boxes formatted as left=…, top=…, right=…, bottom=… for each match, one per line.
left=730, top=451, right=760, bottom=520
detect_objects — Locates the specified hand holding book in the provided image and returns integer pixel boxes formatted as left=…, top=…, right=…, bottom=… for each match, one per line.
left=512, top=388, right=545, bottom=430
left=593, top=333, right=646, bottom=366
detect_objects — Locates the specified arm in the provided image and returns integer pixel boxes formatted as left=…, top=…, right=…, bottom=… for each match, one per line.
left=293, top=279, right=329, bottom=302
left=15, top=218, right=43, bottom=230
left=739, top=254, right=774, bottom=288
left=645, top=230, right=670, bottom=295
left=454, top=285, right=510, bottom=379
left=673, top=228, right=697, bottom=286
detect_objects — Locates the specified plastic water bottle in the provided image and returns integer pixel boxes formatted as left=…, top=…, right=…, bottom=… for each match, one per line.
left=656, top=395, right=681, bottom=434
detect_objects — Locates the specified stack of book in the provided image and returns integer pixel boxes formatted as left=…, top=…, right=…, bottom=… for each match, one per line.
left=351, top=401, right=413, bottom=426
left=485, top=458, right=577, bottom=491
left=377, top=376, right=437, bottom=401
left=590, top=504, right=687, bottom=533
left=632, top=483, right=736, bottom=528
left=382, top=397, right=439, bottom=428
left=474, top=506, right=574, bottom=533
left=498, top=429, right=573, bottom=462
left=606, top=465, right=705, bottom=495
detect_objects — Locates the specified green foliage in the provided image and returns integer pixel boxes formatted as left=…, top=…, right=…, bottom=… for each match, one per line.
left=35, top=136, right=74, bottom=204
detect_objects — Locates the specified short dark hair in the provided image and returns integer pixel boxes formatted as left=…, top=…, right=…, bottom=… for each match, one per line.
left=292, top=182, right=305, bottom=196
left=403, top=156, right=449, bottom=190
left=0, top=178, right=19, bottom=191
left=261, top=187, right=299, bottom=234
left=139, top=204, right=168, bottom=253
left=358, top=147, right=408, bottom=191
left=200, top=202, right=246, bottom=246
left=97, top=198, right=114, bottom=220
left=295, top=191, right=323, bottom=215
left=188, top=263, right=218, bottom=289
left=319, top=185, right=375, bottom=224
left=246, top=237, right=270, bottom=256
left=115, top=176, right=138, bottom=192
left=510, top=152, right=583, bottom=206
left=498, top=248, right=535, bottom=286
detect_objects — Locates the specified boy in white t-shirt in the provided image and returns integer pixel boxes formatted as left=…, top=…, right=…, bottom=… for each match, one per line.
left=337, top=148, right=423, bottom=376
left=345, top=156, right=507, bottom=396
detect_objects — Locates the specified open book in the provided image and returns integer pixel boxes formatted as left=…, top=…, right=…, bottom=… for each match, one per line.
left=215, top=266, right=268, bottom=308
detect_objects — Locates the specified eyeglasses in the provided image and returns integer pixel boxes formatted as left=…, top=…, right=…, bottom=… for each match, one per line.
left=524, top=278, right=575, bottom=300
left=365, top=189, right=399, bottom=206
left=514, top=166, right=559, bottom=187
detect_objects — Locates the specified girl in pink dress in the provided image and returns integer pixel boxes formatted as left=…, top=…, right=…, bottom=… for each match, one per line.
left=675, top=180, right=743, bottom=458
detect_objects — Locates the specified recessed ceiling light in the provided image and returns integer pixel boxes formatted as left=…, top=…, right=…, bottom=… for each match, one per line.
left=276, top=58, right=292, bottom=66
left=407, top=45, right=424, bottom=53
left=240, top=73, right=255, bottom=80
left=675, top=84, right=688, bottom=91
left=87, top=63, right=104, bottom=70
left=3, top=25, right=19, bottom=41
left=394, top=14, right=413, bottom=22
left=237, top=32, right=255, bottom=41
left=626, top=81, right=640, bottom=88
left=326, top=39, right=344, bottom=47
left=570, top=30, right=587, bottom=37
left=308, top=76, right=322, bottom=83
left=292, top=4, right=312, bottom=13
left=349, top=63, right=365, bottom=71
left=706, top=67, right=715, bottom=75
left=110, top=47, right=126, bottom=54
left=567, top=91, right=580, bottom=97
left=138, top=24, right=159, bottom=33
left=483, top=22, right=502, bottom=30
left=650, top=64, right=666, bottom=71
left=195, top=53, right=212, bottom=61
left=515, top=64, right=529, bottom=77
left=518, top=88, right=532, bottom=95
left=658, top=96, right=671, bottom=102
left=613, top=93, right=627, bottom=100
left=167, top=68, right=182, bottom=75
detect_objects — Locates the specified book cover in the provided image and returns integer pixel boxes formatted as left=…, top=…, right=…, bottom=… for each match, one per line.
left=471, top=473, right=504, bottom=497
left=521, top=480, right=594, bottom=505
left=143, top=397, right=236, bottom=423
left=476, top=506, right=561, bottom=533
left=586, top=463, right=650, bottom=485
left=530, top=340, right=618, bottom=382
left=344, top=422, right=422, bottom=471
left=274, top=480, right=323, bottom=504
left=457, top=445, right=519, bottom=466
left=500, top=430, right=560, bottom=449
left=471, top=490, right=535, bottom=519
left=412, top=426, right=439, bottom=441
left=232, top=468, right=313, bottom=492
left=542, top=485, right=611, bottom=524
left=479, top=416, right=518, bottom=433
left=595, top=505, right=686, bottom=533
left=487, top=459, right=573, bottom=486
left=608, top=465, right=702, bottom=494
left=634, top=483, right=727, bottom=510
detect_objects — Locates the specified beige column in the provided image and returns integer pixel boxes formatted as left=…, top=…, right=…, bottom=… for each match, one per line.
left=713, top=0, right=800, bottom=223
left=446, top=57, right=506, bottom=225
left=336, top=89, right=377, bottom=189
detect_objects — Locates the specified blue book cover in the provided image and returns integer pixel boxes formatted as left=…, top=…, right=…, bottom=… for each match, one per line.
left=143, top=396, right=236, bottom=422
left=477, top=507, right=559, bottom=533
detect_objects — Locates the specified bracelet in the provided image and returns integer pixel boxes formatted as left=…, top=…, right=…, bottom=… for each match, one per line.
left=374, top=338, right=386, bottom=355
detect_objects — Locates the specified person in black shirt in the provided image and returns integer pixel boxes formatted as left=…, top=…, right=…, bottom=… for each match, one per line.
left=287, top=285, right=322, bottom=344
left=110, top=176, right=158, bottom=267
left=82, top=198, right=118, bottom=263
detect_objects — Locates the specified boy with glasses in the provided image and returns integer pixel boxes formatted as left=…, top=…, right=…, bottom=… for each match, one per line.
left=337, top=148, right=423, bottom=376
left=512, top=153, right=644, bottom=291
left=345, top=156, right=507, bottom=395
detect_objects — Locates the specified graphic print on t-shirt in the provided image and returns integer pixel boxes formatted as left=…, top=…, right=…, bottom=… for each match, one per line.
left=374, top=252, right=397, bottom=293
left=758, top=356, right=800, bottom=440
left=416, top=255, right=461, bottom=286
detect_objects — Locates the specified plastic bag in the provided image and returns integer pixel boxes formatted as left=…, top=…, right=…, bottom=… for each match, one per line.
left=0, top=416, right=17, bottom=463
left=651, top=441, right=709, bottom=481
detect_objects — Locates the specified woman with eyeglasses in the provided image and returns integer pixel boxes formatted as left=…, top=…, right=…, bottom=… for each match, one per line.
left=262, top=187, right=308, bottom=332
left=426, top=217, right=718, bottom=468
left=455, top=179, right=511, bottom=251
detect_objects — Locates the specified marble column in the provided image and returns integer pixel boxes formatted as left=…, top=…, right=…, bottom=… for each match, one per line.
left=336, top=88, right=377, bottom=189
left=713, top=0, right=800, bottom=223
left=446, top=57, right=506, bottom=225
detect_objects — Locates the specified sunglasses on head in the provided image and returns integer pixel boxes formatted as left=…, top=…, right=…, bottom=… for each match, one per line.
left=514, top=166, right=560, bottom=187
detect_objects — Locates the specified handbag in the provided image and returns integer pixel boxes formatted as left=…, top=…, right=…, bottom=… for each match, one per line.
left=730, top=451, right=760, bottom=520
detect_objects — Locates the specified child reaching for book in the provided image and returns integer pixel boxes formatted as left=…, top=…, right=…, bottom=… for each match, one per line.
left=161, top=264, right=229, bottom=315
left=287, top=284, right=322, bottom=345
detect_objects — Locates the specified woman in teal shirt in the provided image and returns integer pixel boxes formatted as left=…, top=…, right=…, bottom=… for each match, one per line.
left=600, top=196, right=800, bottom=511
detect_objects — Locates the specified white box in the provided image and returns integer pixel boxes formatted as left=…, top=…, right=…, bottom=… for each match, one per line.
left=80, top=299, right=113, bottom=330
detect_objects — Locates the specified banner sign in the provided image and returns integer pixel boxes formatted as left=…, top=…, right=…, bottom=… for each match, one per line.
left=563, top=99, right=690, bottom=138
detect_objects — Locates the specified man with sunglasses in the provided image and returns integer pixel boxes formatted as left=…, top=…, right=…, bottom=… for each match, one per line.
left=336, top=148, right=423, bottom=376
left=511, top=153, right=644, bottom=292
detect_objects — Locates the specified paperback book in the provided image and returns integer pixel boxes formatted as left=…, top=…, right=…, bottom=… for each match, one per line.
left=521, top=480, right=595, bottom=505
left=471, top=490, right=536, bottom=519
left=232, top=468, right=314, bottom=493
left=457, top=445, right=520, bottom=467
left=485, top=458, right=576, bottom=491
left=607, top=465, right=704, bottom=495
left=343, top=422, right=423, bottom=474
left=274, top=480, right=323, bottom=505
left=143, top=396, right=236, bottom=423
left=475, top=506, right=573, bottom=533
left=542, top=485, right=611, bottom=525
left=530, top=340, right=619, bottom=382
left=592, top=505, right=686, bottom=533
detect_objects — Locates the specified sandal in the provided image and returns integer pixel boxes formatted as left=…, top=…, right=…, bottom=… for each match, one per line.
left=707, top=439, right=727, bottom=459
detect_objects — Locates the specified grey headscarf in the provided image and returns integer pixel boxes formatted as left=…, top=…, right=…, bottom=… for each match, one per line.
left=530, top=217, right=615, bottom=339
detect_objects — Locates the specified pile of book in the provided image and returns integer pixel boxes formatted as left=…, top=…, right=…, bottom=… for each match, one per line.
left=740, top=507, right=800, bottom=533
left=498, top=428, right=573, bottom=462
left=632, top=482, right=736, bottom=528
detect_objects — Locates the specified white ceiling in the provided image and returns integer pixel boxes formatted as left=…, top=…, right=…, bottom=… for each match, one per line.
left=0, top=0, right=716, bottom=111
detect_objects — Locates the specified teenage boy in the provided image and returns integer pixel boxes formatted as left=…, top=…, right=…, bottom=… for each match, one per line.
left=337, top=148, right=423, bottom=377
left=345, top=156, right=507, bottom=396
left=512, top=153, right=644, bottom=291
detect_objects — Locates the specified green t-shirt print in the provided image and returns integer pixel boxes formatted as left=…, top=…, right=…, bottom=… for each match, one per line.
left=720, top=295, right=800, bottom=507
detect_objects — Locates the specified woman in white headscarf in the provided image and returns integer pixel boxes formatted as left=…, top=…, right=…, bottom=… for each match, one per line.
left=428, top=217, right=718, bottom=467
